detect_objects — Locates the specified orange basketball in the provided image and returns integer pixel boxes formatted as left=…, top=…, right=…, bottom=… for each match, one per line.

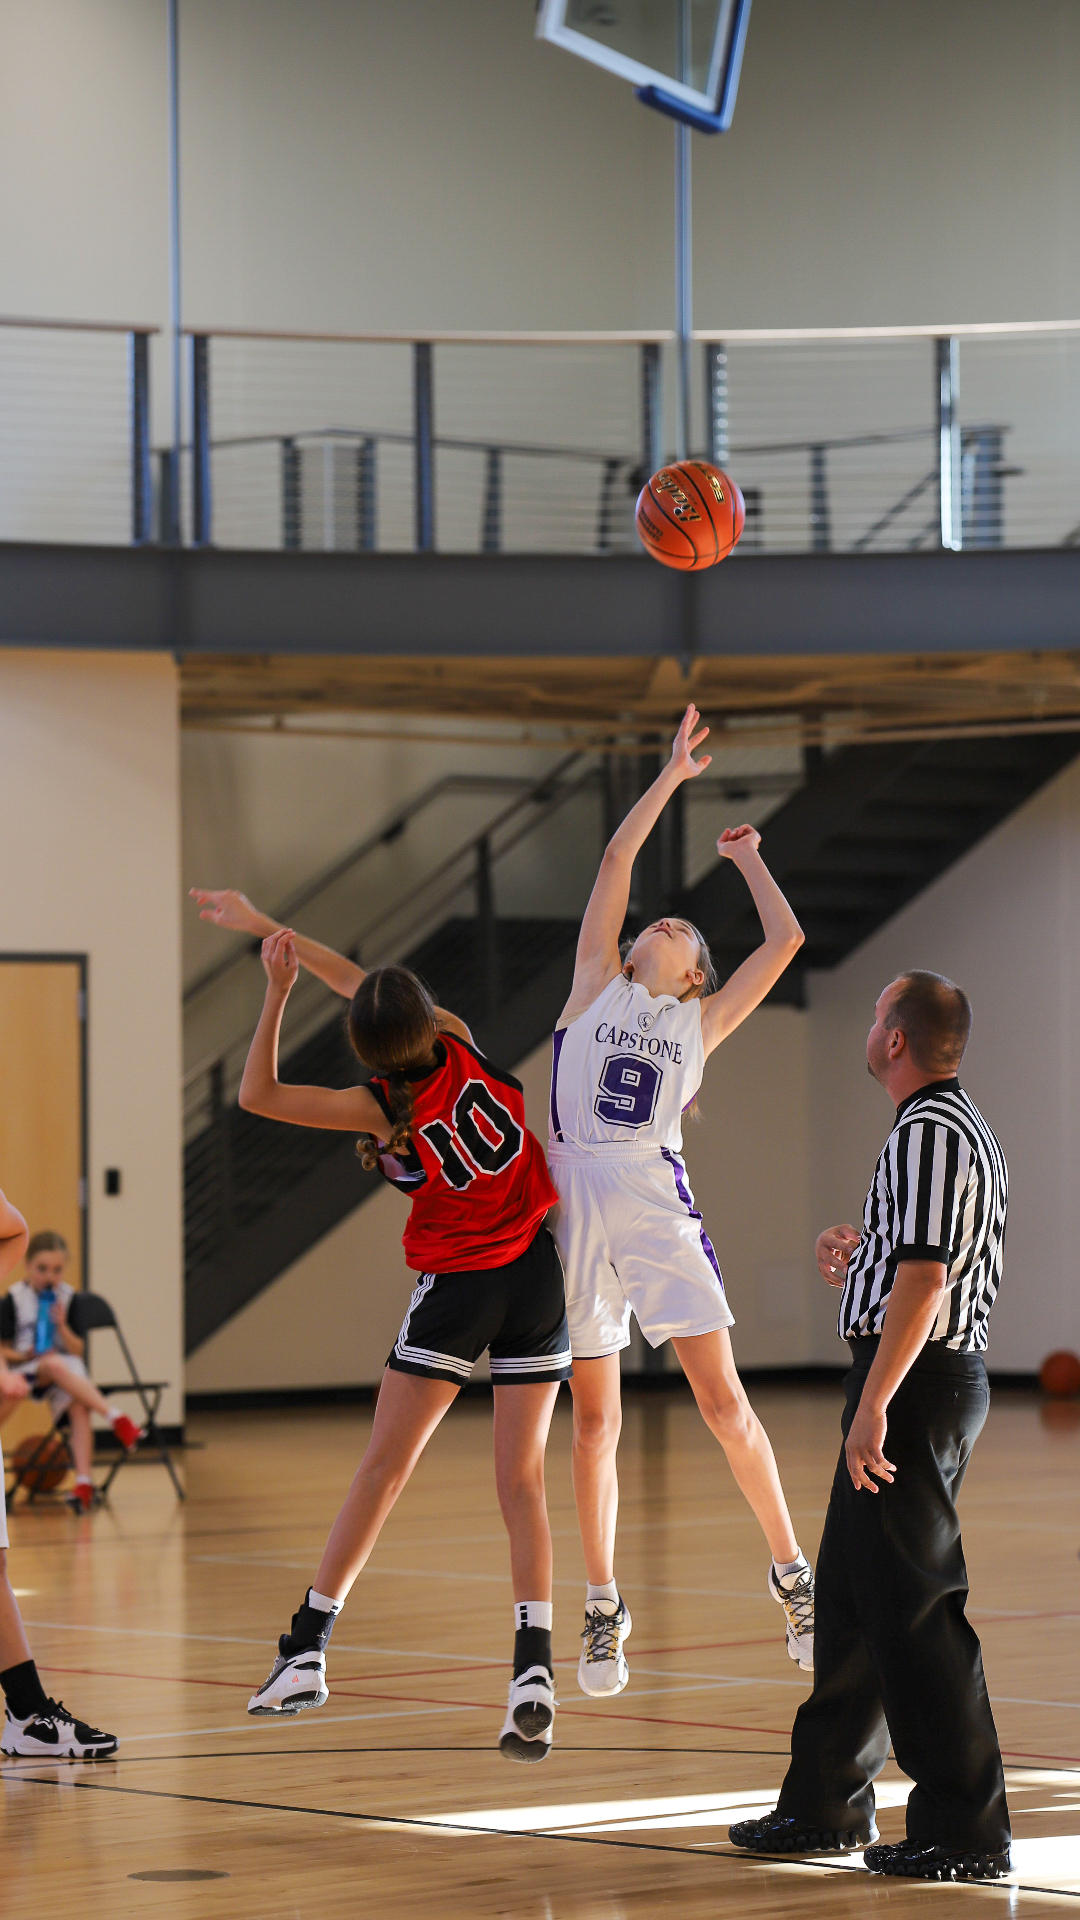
left=1039, top=1350, right=1080, bottom=1398
left=635, top=460, right=745, bottom=571
left=10, top=1432, right=69, bottom=1492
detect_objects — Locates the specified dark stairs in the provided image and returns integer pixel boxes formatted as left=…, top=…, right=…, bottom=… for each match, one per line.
left=678, top=733, right=1080, bottom=1003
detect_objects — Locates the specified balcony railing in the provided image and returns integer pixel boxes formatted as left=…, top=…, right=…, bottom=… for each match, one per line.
left=3, top=317, right=1080, bottom=554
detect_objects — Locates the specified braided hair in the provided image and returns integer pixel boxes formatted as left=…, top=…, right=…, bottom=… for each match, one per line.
left=347, top=966, right=439, bottom=1171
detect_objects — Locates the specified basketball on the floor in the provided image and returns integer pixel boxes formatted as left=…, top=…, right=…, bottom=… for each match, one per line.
left=9, top=1432, right=69, bottom=1492
left=635, top=460, right=745, bottom=570
left=1039, top=1349, right=1080, bottom=1397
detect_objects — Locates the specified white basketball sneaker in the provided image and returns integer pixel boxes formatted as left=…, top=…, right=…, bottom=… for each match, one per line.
left=1, top=1699, right=118, bottom=1758
left=769, top=1561, right=815, bottom=1671
left=499, top=1665, right=555, bottom=1763
left=577, top=1595, right=632, bottom=1696
left=247, top=1646, right=328, bottom=1716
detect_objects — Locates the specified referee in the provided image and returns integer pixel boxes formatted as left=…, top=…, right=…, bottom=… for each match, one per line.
left=731, top=971, right=1012, bottom=1883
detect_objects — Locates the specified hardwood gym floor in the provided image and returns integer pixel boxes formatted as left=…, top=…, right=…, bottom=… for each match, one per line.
left=3, top=1381, right=1079, bottom=1917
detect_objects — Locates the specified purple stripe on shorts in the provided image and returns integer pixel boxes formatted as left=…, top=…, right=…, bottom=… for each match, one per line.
left=549, top=1027, right=566, bottom=1142
left=661, top=1146, right=725, bottom=1289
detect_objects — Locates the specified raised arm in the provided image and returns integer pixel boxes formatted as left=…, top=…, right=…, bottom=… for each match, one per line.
left=559, top=704, right=712, bottom=1025
left=238, top=931, right=389, bottom=1135
left=190, top=888, right=364, bottom=999
left=698, top=827, right=804, bottom=1058
left=191, top=886, right=472, bottom=1042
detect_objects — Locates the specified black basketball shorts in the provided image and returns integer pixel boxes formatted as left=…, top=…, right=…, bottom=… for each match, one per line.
left=387, top=1226, right=572, bottom=1388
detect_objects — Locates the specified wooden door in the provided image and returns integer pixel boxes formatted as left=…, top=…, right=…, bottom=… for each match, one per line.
left=0, top=957, right=86, bottom=1290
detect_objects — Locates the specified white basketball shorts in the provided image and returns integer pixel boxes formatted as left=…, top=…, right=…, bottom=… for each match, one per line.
left=0, top=1446, right=7, bottom=1547
left=547, top=1140, right=734, bottom=1359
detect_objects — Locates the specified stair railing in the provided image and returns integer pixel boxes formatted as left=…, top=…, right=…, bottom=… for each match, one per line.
left=182, top=751, right=591, bottom=1140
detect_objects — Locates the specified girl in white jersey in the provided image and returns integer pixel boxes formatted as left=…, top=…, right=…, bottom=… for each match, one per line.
left=551, top=704, right=815, bottom=1695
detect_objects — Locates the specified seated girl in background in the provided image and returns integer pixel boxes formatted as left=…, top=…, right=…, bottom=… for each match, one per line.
left=0, top=1231, right=142, bottom=1512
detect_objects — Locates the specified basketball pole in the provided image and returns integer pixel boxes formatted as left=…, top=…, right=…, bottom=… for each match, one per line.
left=166, top=0, right=182, bottom=545
left=674, top=119, right=692, bottom=462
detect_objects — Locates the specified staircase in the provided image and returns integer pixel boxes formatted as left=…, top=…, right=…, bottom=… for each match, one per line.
left=184, top=729, right=1080, bottom=1355
left=679, top=734, right=1080, bottom=999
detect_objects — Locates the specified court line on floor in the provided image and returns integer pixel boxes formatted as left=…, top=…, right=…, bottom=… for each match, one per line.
left=6, top=1771, right=1077, bottom=1900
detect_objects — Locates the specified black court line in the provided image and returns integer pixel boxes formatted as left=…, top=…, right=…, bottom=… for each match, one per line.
left=6, top=1772, right=1078, bottom=1899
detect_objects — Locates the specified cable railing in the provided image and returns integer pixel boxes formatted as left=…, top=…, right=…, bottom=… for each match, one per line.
left=182, top=750, right=591, bottom=1141
left=5, top=317, right=1080, bottom=554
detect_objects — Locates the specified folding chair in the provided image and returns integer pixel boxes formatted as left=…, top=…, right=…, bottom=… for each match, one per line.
left=70, top=1292, right=185, bottom=1502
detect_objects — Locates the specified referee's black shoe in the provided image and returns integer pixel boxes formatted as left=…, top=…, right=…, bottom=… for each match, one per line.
left=864, top=1840, right=1012, bottom=1881
left=728, top=1811, right=877, bottom=1855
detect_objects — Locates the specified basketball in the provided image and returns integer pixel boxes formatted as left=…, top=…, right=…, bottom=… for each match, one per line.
left=9, top=1432, right=69, bottom=1492
left=635, top=460, right=746, bottom=571
left=1039, top=1350, right=1080, bottom=1397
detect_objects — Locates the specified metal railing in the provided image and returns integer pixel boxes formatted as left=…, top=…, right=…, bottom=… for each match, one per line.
left=5, top=316, right=1080, bottom=553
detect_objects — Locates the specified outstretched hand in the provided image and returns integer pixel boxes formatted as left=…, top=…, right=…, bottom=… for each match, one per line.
left=668, top=704, right=712, bottom=782
left=190, top=888, right=267, bottom=936
left=261, top=928, right=299, bottom=992
left=716, top=823, right=762, bottom=864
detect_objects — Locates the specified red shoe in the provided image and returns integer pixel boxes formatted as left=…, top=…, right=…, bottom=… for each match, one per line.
left=65, top=1481, right=95, bottom=1514
left=110, top=1413, right=144, bottom=1452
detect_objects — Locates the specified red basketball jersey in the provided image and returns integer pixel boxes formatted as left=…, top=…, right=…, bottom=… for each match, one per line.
left=368, top=1035, right=558, bottom=1273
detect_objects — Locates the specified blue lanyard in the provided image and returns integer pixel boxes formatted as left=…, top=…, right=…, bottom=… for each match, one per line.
left=34, top=1289, right=57, bottom=1355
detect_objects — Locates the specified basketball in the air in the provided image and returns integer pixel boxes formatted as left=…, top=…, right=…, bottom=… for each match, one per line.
left=10, top=1432, right=69, bottom=1492
left=635, top=460, right=745, bottom=570
left=1039, top=1350, right=1080, bottom=1397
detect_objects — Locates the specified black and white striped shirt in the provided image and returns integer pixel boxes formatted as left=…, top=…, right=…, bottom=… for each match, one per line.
left=838, top=1078, right=1008, bottom=1353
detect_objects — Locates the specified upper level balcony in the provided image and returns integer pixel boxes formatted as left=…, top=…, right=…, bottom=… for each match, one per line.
left=3, top=314, right=1080, bottom=673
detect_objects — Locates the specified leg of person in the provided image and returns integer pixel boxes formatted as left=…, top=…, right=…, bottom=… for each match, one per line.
left=606, top=1149, right=813, bottom=1667
left=493, top=1380, right=560, bottom=1761
left=487, top=1225, right=572, bottom=1760
left=672, top=1330, right=813, bottom=1666
left=731, top=1379, right=892, bottom=1855
left=547, top=1152, right=635, bottom=1697
left=248, top=1368, right=458, bottom=1717
left=250, top=1263, right=497, bottom=1719
left=35, top=1354, right=143, bottom=1454
left=0, top=1468, right=117, bottom=1757
left=64, top=1403, right=96, bottom=1513
left=854, top=1352, right=1011, bottom=1880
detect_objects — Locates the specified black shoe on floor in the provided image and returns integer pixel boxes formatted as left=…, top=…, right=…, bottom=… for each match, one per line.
left=864, top=1840, right=1012, bottom=1881
left=729, top=1811, right=877, bottom=1855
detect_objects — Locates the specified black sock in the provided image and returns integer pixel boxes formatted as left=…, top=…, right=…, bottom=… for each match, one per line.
left=513, top=1626, right=553, bottom=1680
left=279, top=1588, right=339, bottom=1658
left=1, top=1659, right=49, bottom=1720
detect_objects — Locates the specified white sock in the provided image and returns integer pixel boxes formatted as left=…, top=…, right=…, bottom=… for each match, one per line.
left=773, top=1552, right=807, bottom=1581
left=308, top=1588, right=342, bottom=1615
left=587, top=1580, right=619, bottom=1608
left=514, top=1600, right=553, bottom=1631
left=106, top=1406, right=123, bottom=1425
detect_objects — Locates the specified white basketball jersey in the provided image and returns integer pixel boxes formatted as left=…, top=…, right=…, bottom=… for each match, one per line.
left=549, top=973, right=705, bottom=1152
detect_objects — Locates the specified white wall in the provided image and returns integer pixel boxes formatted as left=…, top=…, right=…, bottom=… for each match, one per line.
left=0, top=653, right=184, bottom=1426
left=2, top=0, right=1080, bottom=336
left=807, top=755, right=1080, bottom=1373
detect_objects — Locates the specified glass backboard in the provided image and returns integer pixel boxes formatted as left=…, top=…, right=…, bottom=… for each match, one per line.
left=535, top=0, right=748, bottom=123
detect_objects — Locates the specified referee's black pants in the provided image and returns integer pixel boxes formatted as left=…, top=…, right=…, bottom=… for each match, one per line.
left=776, top=1338, right=1010, bottom=1852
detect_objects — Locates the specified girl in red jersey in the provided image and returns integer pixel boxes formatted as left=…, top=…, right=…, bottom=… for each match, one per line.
left=228, top=927, right=569, bottom=1763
